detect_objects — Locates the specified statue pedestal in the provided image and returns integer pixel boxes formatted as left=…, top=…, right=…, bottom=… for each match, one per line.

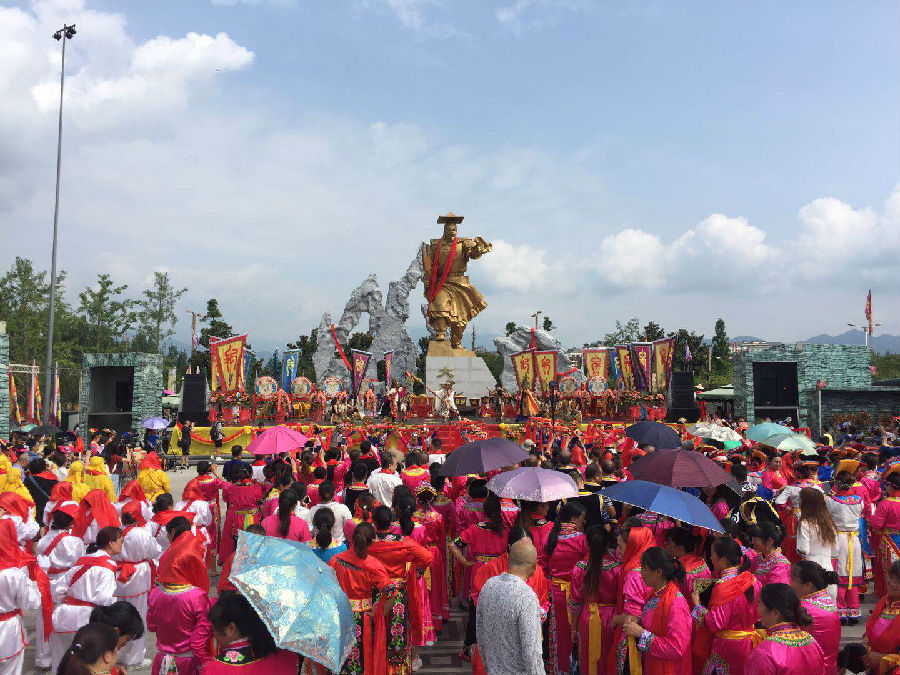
left=426, top=354, right=496, bottom=402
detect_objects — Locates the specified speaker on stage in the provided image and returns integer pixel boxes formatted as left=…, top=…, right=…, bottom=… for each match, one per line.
left=180, top=374, right=209, bottom=424
left=667, top=371, right=699, bottom=422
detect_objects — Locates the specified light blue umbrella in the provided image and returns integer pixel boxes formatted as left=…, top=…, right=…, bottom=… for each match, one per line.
left=745, top=422, right=793, bottom=442
left=140, top=417, right=170, bottom=430
left=230, top=531, right=356, bottom=672
left=758, top=432, right=817, bottom=452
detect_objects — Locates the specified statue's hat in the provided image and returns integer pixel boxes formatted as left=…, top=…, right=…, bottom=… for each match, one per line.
left=437, top=212, right=464, bottom=224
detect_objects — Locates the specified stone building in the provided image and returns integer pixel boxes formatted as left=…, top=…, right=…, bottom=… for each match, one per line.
left=734, top=343, right=900, bottom=432
left=79, top=352, right=162, bottom=440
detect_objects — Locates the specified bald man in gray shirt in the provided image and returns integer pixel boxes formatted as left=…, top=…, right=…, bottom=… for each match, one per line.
left=475, top=539, right=545, bottom=675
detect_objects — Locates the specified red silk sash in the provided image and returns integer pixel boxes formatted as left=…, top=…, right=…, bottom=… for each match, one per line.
left=427, top=237, right=458, bottom=302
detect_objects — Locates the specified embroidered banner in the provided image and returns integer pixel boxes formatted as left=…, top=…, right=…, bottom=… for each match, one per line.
left=384, top=351, right=393, bottom=386
left=280, top=349, right=299, bottom=392
left=210, top=334, right=247, bottom=392
left=8, top=373, right=21, bottom=425
left=534, top=350, right=558, bottom=395
left=615, top=346, right=636, bottom=390
left=631, top=342, right=653, bottom=391
left=510, top=350, right=535, bottom=392
left=582, top=348, right=610, bottom=381
left=351, top=349, right=372, bottom=398
left=652, top=337, right=676, bottom=392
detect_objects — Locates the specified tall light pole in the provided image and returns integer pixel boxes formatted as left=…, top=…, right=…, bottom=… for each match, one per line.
left=848, top=322, right=882, bottom=348
left=43, top=23, right=76, bottom=425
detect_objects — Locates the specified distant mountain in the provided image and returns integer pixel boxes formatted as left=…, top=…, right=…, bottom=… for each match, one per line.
left=804, top=330, right=899, bottom=355
left=730, top=335, right=765, bottom=343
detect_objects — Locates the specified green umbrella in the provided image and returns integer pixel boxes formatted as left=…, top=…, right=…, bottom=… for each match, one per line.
left=746, top=422, right=793, bottom=442
left=758, top=432, right=817, bottom=453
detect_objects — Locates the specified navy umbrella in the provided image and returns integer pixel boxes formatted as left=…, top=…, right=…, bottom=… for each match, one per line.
left=624, top=421, right=681, bottom=449
left=600, top=479, right=724, bottom=532
left=440, top=438, right=529, bottom=477
left=628, top=448, right=736, bottom=490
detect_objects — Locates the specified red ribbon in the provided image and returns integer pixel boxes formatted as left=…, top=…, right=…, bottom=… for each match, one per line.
left=330, top=324, right=352, bottom=371
left=427, top=237, right=458, bottom=303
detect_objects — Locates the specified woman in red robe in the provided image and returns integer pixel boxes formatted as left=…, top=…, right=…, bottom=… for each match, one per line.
left=412, top=484, right=448, bottom=632
left=369, top=504, right=433, bottom=674
left=218, top=464, right=264, bottom=562
left=330, top=522, right=397, bottom=675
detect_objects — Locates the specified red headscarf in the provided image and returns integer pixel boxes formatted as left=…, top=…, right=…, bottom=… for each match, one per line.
left=0, top=519, right=54, bottom=636
left=181, top=479, right=204, bottom=506
left=150, top=509, right=196, bottom=527
left=0, top=493, right=32, bottom=520
left=615, top=526, right=655, bottom=613
left=49, top=482, right=73, bottom=503
left=138, top=454, right=162, bottom=471
left=47, top=500, right=79, bottom=522
left=118, top=480, right=148, bottom=504
left=72, top=489, right=122, bottom=538
left=158, top=530, right=209, bottom=593
left=121, top=500, right=147, bottom=528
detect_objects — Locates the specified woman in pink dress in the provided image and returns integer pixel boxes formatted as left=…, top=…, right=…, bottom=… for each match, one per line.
left=745, top=583, right=824, bottom=675
left=202, top=592, right=299, bottom=674
left=760, top=455, right=788, bottom=496
left=869, top=470, right=900, bottom=598
left=516, top=500, right=554, bottom=575
left=663, top=527, right=710, bottom=608
left=547, top=500, right=588, bottom=675
left=863, top=559, right=900, bottom=674
left=617, top=547, right=692, bottom=675
left=751, top=521, right=791, bottom=585
left=401, top=452, right=430, bottom=493
left=791, top=560, right=840, bottom=675
left=690, top=536, right=761, bottom=675
left=147, top=519, right=213, bottom=675
left=412, top=484, right=448, bottom=633
left=569, top=525, right=619, bottom=675
left=218, top=464, right=265, bottom=562
left=260, top=489, right=311, bottom=542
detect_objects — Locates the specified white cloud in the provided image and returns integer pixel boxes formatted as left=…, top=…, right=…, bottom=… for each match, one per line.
left=479, top=239, right=550, bottom=292
left=364, top=0, right=462, bottom=39
left=496, top=0, right=590, bottom=34
left=598, top=229, right=666, bottom=288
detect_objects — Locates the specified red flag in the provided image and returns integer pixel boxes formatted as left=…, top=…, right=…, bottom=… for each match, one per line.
left=865, top=289, right=873, bottom=335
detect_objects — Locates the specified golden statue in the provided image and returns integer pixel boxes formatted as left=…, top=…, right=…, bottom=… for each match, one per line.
left=421, top=212, right=492, bottom=354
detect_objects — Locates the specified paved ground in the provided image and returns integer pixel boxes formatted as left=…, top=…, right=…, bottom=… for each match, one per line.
left=16, top=466, right=870, bottom=673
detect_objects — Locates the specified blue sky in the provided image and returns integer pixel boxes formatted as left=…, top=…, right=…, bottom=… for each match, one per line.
left=1, top=0, right=898, bottom=350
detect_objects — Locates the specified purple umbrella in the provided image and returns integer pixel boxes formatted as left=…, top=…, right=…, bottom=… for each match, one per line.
left=246, top=426, right=310, bottom=456
left=439, top=438, right=528, bottom=477
left=628, top=448, right=736, bottom=490
left=486, top=467, right=578, bottom=502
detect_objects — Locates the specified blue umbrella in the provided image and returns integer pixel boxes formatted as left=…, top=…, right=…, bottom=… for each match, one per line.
left=624, top=421, right=681, bottom=449
left=600, top=480, right=724, bottom=533
left=140, top=417, right=170, bottom=430
left=230, top=531, right=357, bottom=672
left=745, top=422, right=793, bottom=442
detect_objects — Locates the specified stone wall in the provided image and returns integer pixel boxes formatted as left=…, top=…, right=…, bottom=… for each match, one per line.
left=820, top=388, right=900, bottom=427
left=0, top=329, right=8, bottom=440
left=493, top=328, right=579, bottom=391
left=735, top=344, right=874, bottom=427
left=79, top=352, right=162, bottom=440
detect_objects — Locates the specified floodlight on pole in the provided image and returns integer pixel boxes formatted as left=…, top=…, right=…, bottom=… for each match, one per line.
left=43, top=23, right=75, bottom=425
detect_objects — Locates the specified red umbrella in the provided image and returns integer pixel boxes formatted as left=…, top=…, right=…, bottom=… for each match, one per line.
left=245, top=426, right=309, bottom=456
left=628, top=448, right=736, bottom=490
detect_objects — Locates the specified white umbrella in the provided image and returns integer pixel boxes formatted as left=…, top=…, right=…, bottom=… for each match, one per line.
left=686, top=422, right=742, bottom=442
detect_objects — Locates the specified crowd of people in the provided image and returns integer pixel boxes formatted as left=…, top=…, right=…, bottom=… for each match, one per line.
left=0, top=414, right=898, bottom=674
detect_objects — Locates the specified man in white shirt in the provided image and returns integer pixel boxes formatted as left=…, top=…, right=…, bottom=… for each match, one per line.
left=367, top=455, right=403, bottom=507
left=305, top=481, right=352, bottom=544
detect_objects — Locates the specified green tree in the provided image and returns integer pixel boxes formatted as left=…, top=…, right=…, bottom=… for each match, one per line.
left=643, top=321, right=666, bottom=342
left=505, top=321, right=517, bottom=336
left=414, top=336, right=429, bottom=394
left=134, top=272, right=186, bottom=352
left=189, top=298, right=235, bottom=375
left=711, top=318, right=732, bottom=375
left=670, top=328, right=708, bottom=372
left=542, top=316, right=554, bottom=332
left=603, top=317, right=641, bottom=346
left=347, top=332, right=373, bottom=353
left=872, top=351, right=900, bottom=380
left=287, top=328, right=318, bottom=382
left=77, top=273, right=137, bottom=351
left=477, top=349, right=503, bottom=386
left=0, top=257, right=68, bottom=364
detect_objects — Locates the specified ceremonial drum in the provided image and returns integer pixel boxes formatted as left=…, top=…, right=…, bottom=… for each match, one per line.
left=255, top=376, right=277, bottom=399
left=323, top=376, right=343, bottom=398
left=558, top=375, right=577, bottom=395
left=586, top=376, right=608, bottom=396
left=291, top=376, right=313, bottom=398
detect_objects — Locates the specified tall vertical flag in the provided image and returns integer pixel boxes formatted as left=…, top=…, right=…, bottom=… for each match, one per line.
left=210, top=335, right=247, bottom=392
left=280, top=350, right=299, bottom=392
left=583, top=348, right=611, bottom=381
left=8, top=373, right=21, bottom=425
left=651, top=337, right=676, bottom=392
left=28, top=361, right=39, bottom=421
left=510, top=350, right=535, bottom=392
left=631, top=343, right=653, bottom=391
left=243, top=351, right=253, bottom=390
left=350, top=350, right=372, bottom=399
left=52, top=363, right=61, bottom=427
left=866, top=289, right=873, bottom=335
left=615, top=346, right=636, bottom=390
left=534, top=350, right=558, bottom=394
left=383, top=351, right=393, bottom=386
